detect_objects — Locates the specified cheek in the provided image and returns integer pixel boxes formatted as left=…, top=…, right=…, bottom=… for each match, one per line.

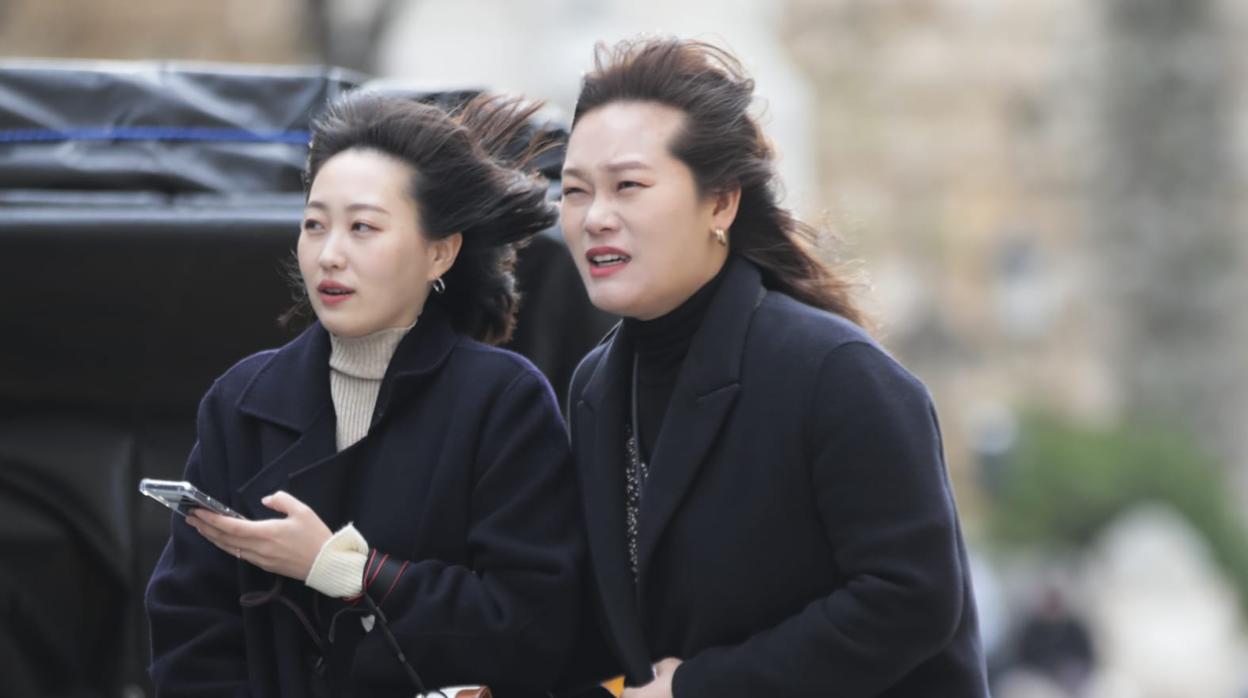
left=388, top=238, right=434, bottom=290
left=558, top=204, right=580, bottom=242
left=296, top=236, right=317, bottom=276
left=559, top=214, right=587, bottom=260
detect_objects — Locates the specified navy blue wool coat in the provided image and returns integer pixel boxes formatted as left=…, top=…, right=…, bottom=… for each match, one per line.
left=146, top=302, right=582, bottom=697
left=562, top=257, right=988, bottom=697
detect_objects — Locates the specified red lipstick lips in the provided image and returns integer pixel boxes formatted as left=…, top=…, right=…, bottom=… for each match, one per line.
left=586, top=246, right=631, bottom=279
left=316, top=280, right=354, bottom=306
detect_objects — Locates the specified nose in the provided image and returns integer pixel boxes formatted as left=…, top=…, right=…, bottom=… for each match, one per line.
left=318, top=229, right=346, bottom=270
left=582, top=195, right=618, bottom=238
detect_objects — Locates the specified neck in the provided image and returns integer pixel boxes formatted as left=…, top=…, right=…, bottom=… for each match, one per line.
left=625, top=261, right=726, bottom=366
left=328, top=322, right=416, bottom=380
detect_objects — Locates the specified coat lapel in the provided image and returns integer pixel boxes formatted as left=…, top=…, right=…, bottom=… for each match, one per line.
left=635, top=257, right=765, bottom=588
left=575, top=325, right=654, bottom=682
left=233, top=304, right=460, bottom=525
left=234, top=322, right=338, bottom=521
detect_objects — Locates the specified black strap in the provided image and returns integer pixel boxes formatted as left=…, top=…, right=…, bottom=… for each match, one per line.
left=239, top=577, right=327, bottom=656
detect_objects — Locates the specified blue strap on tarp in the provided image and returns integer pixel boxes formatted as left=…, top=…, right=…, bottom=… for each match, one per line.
left=0, top=126, right=310, bottom=144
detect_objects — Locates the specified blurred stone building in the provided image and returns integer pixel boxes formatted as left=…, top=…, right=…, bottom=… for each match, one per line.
left=5, top=0, right=1248, bottom=693
left=783, top=0, right=1248, bottom=505
left=3, top=0, right=1246, bottom=495
left=0, top=0, right=310, bottom=64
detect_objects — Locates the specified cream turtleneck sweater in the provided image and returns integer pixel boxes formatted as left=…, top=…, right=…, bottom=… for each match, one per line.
left=328, top=323, right=412, bottom=450
left=304, top=322, right=413, bottom=599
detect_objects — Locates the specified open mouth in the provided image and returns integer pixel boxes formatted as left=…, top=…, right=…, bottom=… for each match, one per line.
left=588, top=252, right=631, bottom=268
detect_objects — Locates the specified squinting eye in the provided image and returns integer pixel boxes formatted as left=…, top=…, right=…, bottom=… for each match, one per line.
left=351, top=222, right=377, bottom=233
left=618, top=181, right=642, bottom=191
left=561, top=186, right=586, bottom=197
left=302, top=219, right=324, bottom=231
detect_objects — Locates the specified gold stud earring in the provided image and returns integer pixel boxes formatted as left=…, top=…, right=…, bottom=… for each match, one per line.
left=713, top=227, right=727, bottom=246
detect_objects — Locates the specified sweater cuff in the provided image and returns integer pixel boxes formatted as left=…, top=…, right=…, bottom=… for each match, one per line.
left=305, top=523, right=369, bottom=598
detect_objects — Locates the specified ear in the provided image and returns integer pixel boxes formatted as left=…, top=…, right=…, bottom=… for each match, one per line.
left=709, top=185, right=741, bottom=232
left=428, top=232, right=464, bottom=280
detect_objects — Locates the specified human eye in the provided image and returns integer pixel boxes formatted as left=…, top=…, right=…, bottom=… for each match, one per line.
left=561, top=184, right=587, bottom=198
left=351, top=221, right=379, bottom=234
left=302, top=218, right=325, bottom=233
left=617, top=180, right=644, bottom=191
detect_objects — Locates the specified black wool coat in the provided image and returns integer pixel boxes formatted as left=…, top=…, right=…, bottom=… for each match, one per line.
left=146, top=303, right=582, bottom=697
left=563, top=257, right=988, bottom=697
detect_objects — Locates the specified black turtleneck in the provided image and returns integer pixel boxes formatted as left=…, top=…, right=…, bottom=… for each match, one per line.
left=622, top=263, right=728, bottom=462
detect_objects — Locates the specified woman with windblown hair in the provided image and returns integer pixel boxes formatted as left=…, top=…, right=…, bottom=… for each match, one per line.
left=558, top=38, right=988, bottom=697
left=146, top=92, right=582, bottom=698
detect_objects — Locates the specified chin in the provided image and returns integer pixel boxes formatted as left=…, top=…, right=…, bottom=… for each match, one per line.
left=586, top=286, right=645, bottom=319
left=317, top=315, right=367, bottom=338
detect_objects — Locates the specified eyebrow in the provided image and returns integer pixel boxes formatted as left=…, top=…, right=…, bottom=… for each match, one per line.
left=304, top=201, right=391, bottom=215
left=562, top=159, right=653, bottom=179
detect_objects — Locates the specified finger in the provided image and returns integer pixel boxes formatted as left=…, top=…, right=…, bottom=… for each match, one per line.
left=190, top=508, right=244, bottom=535
left=191, top=514, right=263, bottom=550
left=194, top=511, right=278, bottom=543
left=189, top=521, right=238, bottom=554
left=654, top=658, right=681, bottom=674
left=192, top=523, right=240, bottom=556
left=202, top=529, right=260, bottom=565
left=261, top=490, right=306, bottom=517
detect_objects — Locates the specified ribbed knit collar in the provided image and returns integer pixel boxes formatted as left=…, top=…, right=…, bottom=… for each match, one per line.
left=328, top=322, right=416, bottom=380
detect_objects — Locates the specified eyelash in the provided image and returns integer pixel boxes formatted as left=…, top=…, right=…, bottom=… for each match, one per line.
left=561, top=181, right=643, bottom=197
left=301, top=220, right=378, bottom=233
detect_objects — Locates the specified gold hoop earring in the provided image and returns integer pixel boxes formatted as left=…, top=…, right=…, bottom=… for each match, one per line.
left=713, top=227, right=727, bottom=247
left=432, top=277, right=446, bottom=294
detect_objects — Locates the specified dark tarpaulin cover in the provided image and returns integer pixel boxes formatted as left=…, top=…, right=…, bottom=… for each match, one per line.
left=0, top=58, right=604, bottom=698
left=0, top=60, right=363, bottom=192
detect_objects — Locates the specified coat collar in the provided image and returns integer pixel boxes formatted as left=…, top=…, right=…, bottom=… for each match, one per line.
left=579, top=256, right=762, bottom=411
left=235, top=301, right=460, bottom=431
left=233, top=301, right=460, bottom=521
left=631, top=255, right=764, bottom=584
left=574, top=255, right=765, bottom=674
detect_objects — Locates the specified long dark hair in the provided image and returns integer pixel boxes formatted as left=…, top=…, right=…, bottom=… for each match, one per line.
left=572, top=37, right=865, bottom=326
left=286, top=91, right=557, bottom=344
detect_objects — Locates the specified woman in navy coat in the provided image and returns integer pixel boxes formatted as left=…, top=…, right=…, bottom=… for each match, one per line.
left=556, top=39, right=989, bottom=697
left=145, top=93, right=581, bottom=697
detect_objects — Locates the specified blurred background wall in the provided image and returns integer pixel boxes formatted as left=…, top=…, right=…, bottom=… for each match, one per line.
left=2, top=0, right=1247, bottom=695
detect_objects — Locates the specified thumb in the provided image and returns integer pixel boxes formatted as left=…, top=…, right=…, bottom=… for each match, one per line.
left=654, top=657, right=681, bottom=675
left=261, top=490, right=303, bottom=516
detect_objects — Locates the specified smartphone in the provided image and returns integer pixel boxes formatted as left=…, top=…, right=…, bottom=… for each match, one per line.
left=139, top=478, right=246, bottom=519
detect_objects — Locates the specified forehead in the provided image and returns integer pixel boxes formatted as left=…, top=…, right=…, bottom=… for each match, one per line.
left=309, top=148, right=414, bottom=200
left=565, top=101, right=687, bottom=170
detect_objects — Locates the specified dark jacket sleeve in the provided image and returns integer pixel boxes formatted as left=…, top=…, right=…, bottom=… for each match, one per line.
left=145, top=385, right=250, bottom=698
left=351, top=367, right=582, bottom=693
left=673, top=341, right=967, bottom=697
left=551, top=575, right=622, bottom=697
